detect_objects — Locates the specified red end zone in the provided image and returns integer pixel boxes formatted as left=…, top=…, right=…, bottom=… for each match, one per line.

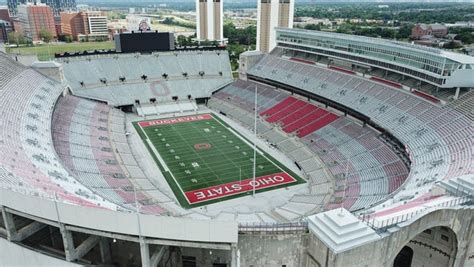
left=184, top=172, right=296, bottom=204
left=138, top=114, right=213, bottom=127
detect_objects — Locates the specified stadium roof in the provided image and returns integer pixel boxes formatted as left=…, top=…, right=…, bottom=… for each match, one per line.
left=276, top=28, right=474, bottom=64
left=439, top=50, right=474, bottom=64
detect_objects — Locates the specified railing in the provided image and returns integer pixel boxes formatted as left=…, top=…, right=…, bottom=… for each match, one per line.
left=358, top=195, right=471, bottom=231
left=409, top=240, right=451, bottom=258
left=238, top=221, right=308, bottom=234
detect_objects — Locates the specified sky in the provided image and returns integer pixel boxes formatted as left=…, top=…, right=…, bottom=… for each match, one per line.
left=1, top=0, right=473, bottom=6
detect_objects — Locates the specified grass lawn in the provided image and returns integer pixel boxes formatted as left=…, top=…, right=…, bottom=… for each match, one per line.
left=5, top=41, right=115, bottom=61
left=151, top=23, right=195, bottom=33
left=133, top=113, right=305, bottom=209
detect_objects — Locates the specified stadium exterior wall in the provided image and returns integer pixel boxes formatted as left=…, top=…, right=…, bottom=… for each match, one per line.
left=0, top=238, right=80, bottom=266
left=306, top=208, right=473, bottom=267
left=0, top=188, right=238, bottom=245
left=238, top=233, right=309, bottom=267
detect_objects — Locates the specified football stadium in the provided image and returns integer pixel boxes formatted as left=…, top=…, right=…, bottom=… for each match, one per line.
left=0, top=26, right=473, bottom=267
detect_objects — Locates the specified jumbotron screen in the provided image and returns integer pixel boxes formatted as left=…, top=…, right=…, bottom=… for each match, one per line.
left=115, top=31, right=175, bottom=53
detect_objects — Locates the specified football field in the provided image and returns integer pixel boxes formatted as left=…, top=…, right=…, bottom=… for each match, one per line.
left=133, top=113, right=305, bottom=208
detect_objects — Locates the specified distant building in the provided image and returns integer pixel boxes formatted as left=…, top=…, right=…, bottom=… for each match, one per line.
left=0, top=6, right=13, bottom=41
left=86, top=11, right=108, bottom=41
left=8, top=0, right=76, bottom=16
left=41, top=0, right=76, bottom=16
left=196, top=0, right=223, bottom=42
left=126, top=15, right=151, bottom=32
left=257, top=0, right=294, bottom=53
left=0, top=19, right=12, bottom=42
left=60, top=11, right=84, bottom=40
left=60, top=10, right=107, bottom=41
left=0, top=6, right=12, bottom=23
left=411, top=23, right=448, bottom=39
left=6, top=0, right=27, bottom=16
left=17, top=3, right=57, bottom=42
left=446, top=21, right=474, bottom=29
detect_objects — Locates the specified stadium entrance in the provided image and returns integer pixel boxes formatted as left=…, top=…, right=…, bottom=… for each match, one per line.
left=393, top=226, right=457, bottom=267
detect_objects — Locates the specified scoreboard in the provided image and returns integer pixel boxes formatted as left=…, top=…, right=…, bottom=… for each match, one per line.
left=115, top=31, right=175, bottom=53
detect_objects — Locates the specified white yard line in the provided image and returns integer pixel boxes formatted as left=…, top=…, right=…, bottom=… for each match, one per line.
left=211, top=114, right=295, bottom=178
left=140, top=124, right=190, bottom=204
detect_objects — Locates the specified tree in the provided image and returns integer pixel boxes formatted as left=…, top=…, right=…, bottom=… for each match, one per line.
left=7, top=31, right=26, bottom=47
left=443, top=41, right=462, bottom=49
left=58, top=34, right=73, bottom=43
left=304, top=24, right=321, bottom=31
left=64, top=35, right=73, bottom=43
left=396, top=24, right=413, bottom=40
left=39, top=28, right=53, bottom=43
left=454, top=32, right=474, bottom=45
left=223, top=23, right=256, bottom=46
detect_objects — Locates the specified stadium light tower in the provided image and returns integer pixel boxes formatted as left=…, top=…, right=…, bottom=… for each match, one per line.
left=133, top=185, right=150, bottom=266
left=257, top=0, right=295, bottom=53
left=196, top=0, right=224, bottom=43
left=252, top=84, right=258, bottom=197
left=339, top=161, right=350, bottom=214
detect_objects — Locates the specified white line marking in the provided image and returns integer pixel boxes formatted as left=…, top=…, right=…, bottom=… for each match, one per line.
left=139, top=124, right=190, bottom=204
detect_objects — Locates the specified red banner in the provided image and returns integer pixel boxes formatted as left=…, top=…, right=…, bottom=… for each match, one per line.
left=138, top=114, right=213, bottom=127
left=184, top=172, right=296, bottom=204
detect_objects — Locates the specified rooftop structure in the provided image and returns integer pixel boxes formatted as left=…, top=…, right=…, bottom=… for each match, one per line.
left=274, top=28, right=474, bottom=89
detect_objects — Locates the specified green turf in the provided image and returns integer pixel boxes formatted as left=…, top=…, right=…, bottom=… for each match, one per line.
left=133, top=113, right=305, bottom=209
left=5, top=41, right=115, bottom=61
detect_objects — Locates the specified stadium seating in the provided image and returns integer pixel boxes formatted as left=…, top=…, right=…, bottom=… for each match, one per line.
left=0, top=54, right=117, bottom=209
left=60, top=51, right=233, bottom=106
left=0, top=53, right=26, bottom=91
left=1, top=47, right=471, bottom=225
left=210, top=79, right=414, bottom=211
left=52, top=95, right=166, bottom=214
left=246, top=54, right=472, bottom=211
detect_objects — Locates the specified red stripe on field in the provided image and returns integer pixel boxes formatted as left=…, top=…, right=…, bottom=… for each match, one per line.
left=184, top=172, right=296, bottom=204
left=138, top=114, right=213, bottom=127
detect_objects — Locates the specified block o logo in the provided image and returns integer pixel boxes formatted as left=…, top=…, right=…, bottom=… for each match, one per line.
left=194, top=143, right=212, bottom=151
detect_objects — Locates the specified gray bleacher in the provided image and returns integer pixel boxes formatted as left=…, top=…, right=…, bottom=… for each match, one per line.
left=59, top=51, right=233, bottom=106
